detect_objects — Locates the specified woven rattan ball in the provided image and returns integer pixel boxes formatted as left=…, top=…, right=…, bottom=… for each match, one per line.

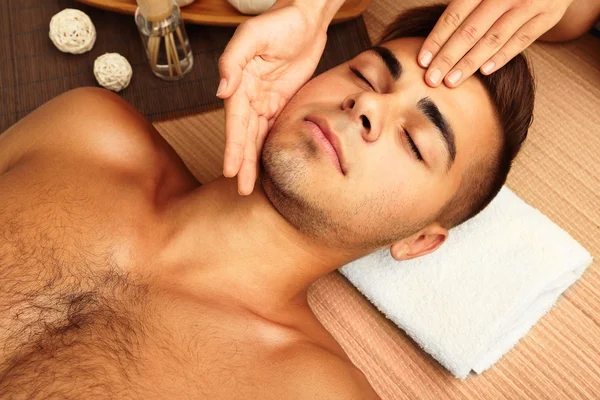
left=93, top=53, right=133, bottom=92
left=49, top=9, right=96, bottom=54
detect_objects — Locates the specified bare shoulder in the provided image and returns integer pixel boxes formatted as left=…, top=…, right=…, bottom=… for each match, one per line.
left=271, top=343, right=381, bottom=400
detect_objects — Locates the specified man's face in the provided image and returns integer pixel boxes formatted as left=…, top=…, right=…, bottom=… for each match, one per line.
left=260, top=37, right=499, bottom=251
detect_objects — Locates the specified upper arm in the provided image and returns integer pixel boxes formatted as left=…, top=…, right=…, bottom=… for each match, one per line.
left=540, top=0, right=600, bottom=42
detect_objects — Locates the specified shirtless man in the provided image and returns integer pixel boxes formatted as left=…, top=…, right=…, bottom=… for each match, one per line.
left=0, top=6, right=534, bottom=399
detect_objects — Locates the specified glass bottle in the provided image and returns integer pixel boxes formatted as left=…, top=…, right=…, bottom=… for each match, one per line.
left=135, top=0, right=194, bottom=81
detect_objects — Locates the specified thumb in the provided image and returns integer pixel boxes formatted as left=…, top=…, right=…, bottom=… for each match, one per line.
left=217, top=23, right=258, bottom=99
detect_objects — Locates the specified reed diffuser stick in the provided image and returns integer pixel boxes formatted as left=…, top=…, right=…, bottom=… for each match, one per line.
left=148, top=22, right=160, bottom=72
left=165, top=35, right=173, bottom=77
left=175, top=27, right=187, bottom=57
left=168, top=33, right=183, bottom=76
left=152, top=36, right=160, bottom=69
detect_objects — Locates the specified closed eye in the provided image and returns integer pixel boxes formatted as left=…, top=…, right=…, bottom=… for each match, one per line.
left=350, top=66, right=375, bottom=91
left=404, top=129, right=423, bottom=162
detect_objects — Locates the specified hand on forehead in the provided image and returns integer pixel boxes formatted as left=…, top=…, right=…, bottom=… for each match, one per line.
left=340, top=37, right=499, bottom=172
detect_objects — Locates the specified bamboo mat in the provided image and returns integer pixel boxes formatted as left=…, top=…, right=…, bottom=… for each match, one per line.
left=0, top=0, right=370, bottom=133
left=152, top=1, right=600, bottom=399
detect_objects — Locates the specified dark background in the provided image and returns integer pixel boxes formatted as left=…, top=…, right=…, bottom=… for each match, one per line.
left=0, top=0, right=371, bottom=132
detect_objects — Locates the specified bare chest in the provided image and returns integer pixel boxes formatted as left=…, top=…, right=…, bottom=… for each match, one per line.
left=0, top=239, right=305, bottom=399
left=0, top=189, right=325, bottom=399
left=129, top=298, right=309, bottom=399
left=0, top=172, right=354, bottom=398
left=1, top=280, right=304, bottom=399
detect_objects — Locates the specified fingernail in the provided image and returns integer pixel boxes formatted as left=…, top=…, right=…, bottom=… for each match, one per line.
left=429, top=69, right=441, bottom=85
left=420, top=51, right=432, bottom=67
left=447, top=70, right=462, bottom=85
left=481, top=61, right=495, bottom=75
left=216, top=78, right=227, bottom=96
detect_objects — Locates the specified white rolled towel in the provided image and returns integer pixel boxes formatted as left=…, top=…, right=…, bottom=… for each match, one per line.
left=339, top=186, right=593, bottom=379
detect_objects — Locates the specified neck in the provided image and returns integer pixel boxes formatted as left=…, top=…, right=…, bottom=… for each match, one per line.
left=159, top=176, right=363, bottom=321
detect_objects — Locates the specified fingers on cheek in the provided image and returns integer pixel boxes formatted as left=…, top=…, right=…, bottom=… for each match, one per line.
left=238, top=112, right=260, bottom=195
left=223, top=93, right=251, bottom=175
left=256, top=117, right=269, bottom=150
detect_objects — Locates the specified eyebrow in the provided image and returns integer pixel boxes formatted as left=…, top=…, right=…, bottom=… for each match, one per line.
left=417, top=97, right=456, bottom=171
left=367, top=46, right=402, bottom=80
left=366, top=46, right=456, bottom=170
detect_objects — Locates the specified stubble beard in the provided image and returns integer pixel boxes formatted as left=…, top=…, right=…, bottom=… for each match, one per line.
left=259, top=130, right=350, bottom=249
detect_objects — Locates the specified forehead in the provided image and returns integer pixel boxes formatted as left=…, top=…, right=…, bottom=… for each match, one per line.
left=353, top=37, right=500, bottom=174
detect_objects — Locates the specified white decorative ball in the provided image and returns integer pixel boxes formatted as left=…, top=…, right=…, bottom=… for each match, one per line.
left=93, top=53, right=133, bottom=92
left=227, top=0, right=276, bottom=15
left=49, top=9, right=96, bottom=54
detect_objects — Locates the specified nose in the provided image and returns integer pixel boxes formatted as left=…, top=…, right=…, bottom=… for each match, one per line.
left=342, top=93, right=381, bottom=142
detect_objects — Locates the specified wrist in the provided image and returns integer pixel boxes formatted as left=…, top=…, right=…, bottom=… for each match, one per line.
left=274, top=0, right=345, bottom=31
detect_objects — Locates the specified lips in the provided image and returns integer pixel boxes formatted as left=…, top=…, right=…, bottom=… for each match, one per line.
left=305, top=116, right=346, bottom=175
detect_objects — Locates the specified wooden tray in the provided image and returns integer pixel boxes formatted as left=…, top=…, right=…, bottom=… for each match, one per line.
left=75, top=0, right=371, bottom=26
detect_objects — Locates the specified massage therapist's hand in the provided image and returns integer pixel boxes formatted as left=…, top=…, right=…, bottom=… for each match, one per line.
left=418, top=0, right=574, bottom=87
left=217, top=0, right=344, bottom=195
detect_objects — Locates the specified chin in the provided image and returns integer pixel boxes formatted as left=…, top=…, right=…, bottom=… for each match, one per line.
left=261, top=153, right=367, bottom=250
left=261, top=135, right=312, bottom=210
left=260, top=137, right=341, bottom=244
left=260, top=128, right=395, bottom=250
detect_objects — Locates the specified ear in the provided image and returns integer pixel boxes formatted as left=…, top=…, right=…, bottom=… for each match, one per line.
left=390, top=223, right=448, bottom=261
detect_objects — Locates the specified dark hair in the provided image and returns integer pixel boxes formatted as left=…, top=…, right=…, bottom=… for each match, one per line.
left=378, top=4, right=535, bottom=229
